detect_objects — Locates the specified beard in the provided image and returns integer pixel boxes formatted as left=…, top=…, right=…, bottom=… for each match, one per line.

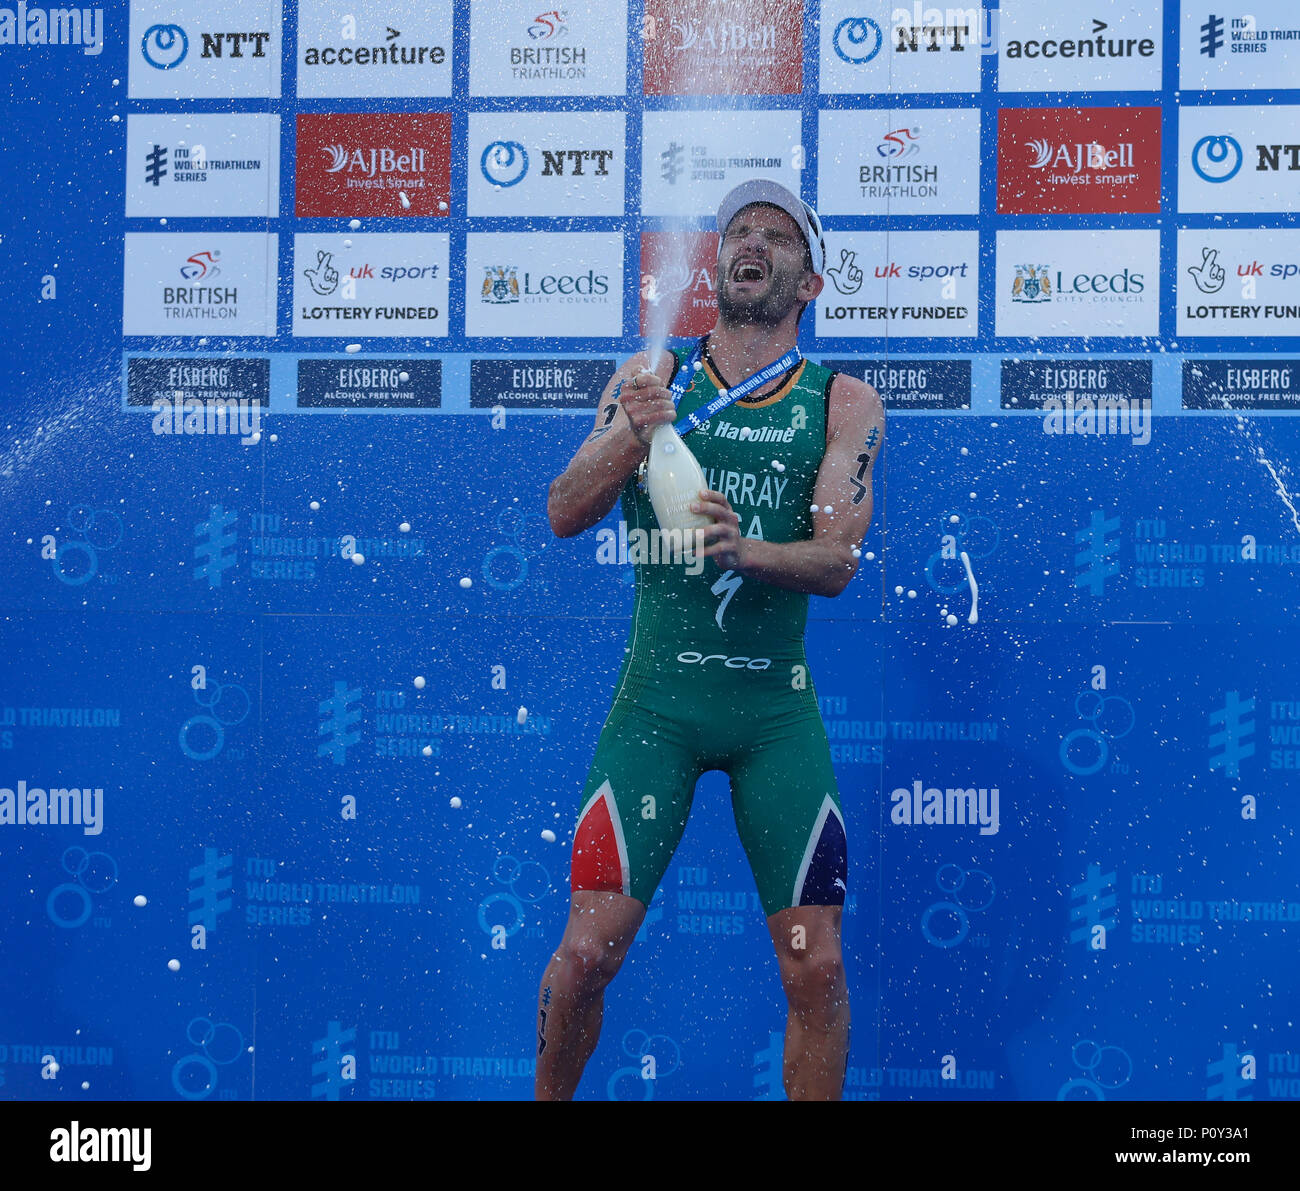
left=716, top=263, right=805, bottom=328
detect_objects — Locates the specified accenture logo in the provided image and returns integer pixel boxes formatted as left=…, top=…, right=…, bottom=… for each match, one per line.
left=1003, top=18, right=1154, bottom=60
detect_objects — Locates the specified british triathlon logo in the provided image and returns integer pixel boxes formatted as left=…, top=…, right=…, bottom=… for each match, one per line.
left=482, top=266, right=521, bottom=304
left=528, top=10, right=568, bottom=40
left=1191, top=135, right=1243, bottom=183
left=180, top=250, right=222, bottom=281
left=878, top=126, right=921, bottom=158
left=833, top=17, right=882, bottom=63
left=481, top=141, right=529, bottom=187
left=1011, top=264, right=1053, bottom=303
left=142, top=23, right=188, bottom=69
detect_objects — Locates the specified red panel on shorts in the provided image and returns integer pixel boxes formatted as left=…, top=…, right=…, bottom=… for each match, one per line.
left=571, top=792, right=624, bottom=893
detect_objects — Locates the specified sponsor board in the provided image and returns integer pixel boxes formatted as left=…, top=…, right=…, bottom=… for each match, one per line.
left=998, top=1, right=1161, bottom=92
left=642, top=0, right=803, bottom=95
left=820, top=0, right=983, bottom=95
left=1176, top=230, right=1300, bottom=338
left=994, top=229, right=1159, bottom=339
left=469, top=0, right=629, bottom=97
left=129, top=1, right=282, bottom=98
left=126, top=113, right=279, bottom=218
left=468, top=111, right=624, bottom=217
left=818, top=108, right=981, bottom=217
left=1181, top=2, right=1300, bottom=90
left=997, top=106, right=1161, bottom=214
left=469, top=359, right=616, bottom=408
left=293, top=234, right=449, bottom=339
left=1179, top=106, right=1300, bottom=214
left=295, top=112, right=451, bottom=218
left=815, top=232, right=979, bottom=339
left=1183, top=359, right=1300, bottom=410
left=1000, top=359, right=1153, bottom=408
left=296, top=0, right=453, bottom=97
left=297, top=358, right=441, bottom=408
left=820, top=359, right=972, bottom=410
left=641, top=108, right=802, bottom=216
left=123, top=233, right=277, bottom=337
left=639, top=231, right=719, bottom=339
left=126, top=357, right=270, bottom=406
left=465, top=233, right=623, bottom=338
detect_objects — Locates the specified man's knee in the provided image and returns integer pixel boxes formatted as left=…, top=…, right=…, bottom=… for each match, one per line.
left=554, top=932, right=631, bottom=995
left=779, top=944, right=847, bottom=1015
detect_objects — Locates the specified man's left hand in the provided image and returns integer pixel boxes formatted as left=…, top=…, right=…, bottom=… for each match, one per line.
left=691, top=490, right=747, bottom=570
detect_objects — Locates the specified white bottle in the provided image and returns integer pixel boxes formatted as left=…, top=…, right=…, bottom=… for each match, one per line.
left=644, top=423, right=711, bottom=538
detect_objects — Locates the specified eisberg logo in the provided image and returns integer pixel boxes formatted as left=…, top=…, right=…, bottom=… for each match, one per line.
left=0, top=4, right=105, bottom=56
left=482, top=140, right=529, bottom=187
left=833, top=17, right=882, bottom=63
left=1192, top=134, right=1243, bottom=182
left=141, top=21, right=185, bottom=67
left=676, top=652, right=772, bottom=671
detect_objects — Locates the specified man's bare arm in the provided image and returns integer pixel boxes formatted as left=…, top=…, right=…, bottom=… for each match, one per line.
left=694, top=373, right=885, bottom=597
left=547, top=353, right=678, bottom=539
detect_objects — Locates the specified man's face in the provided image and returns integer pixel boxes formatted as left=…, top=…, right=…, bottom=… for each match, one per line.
left=716, top=203, right=814, bottom=328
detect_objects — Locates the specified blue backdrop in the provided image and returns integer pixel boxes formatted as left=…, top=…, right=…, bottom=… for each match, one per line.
left=1, top=0, right=1298, bottom=1101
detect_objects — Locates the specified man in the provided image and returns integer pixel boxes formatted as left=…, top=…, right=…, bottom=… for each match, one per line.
left=537, top=179, right=885, bottom=1101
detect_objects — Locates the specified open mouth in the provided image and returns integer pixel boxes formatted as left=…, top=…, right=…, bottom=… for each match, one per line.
left=732, top=260, right=766, bottom=283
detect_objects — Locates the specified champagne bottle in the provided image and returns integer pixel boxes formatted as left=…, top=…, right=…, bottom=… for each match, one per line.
left=644, top=422, right=711, bottom=539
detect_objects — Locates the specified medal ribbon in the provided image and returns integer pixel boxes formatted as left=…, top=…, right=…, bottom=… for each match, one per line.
left=668, top=344, right=803, bottom=436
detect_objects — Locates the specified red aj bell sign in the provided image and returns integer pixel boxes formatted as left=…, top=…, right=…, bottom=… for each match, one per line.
left=639, top=232, right=719, bottom=337
left=643, top=0, right=802, bottom=95
left=296, top=113, right=451, bottom=217
left=997, top=107, right=1161, bottom=215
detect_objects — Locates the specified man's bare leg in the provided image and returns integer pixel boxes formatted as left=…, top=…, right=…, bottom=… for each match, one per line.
left=767, top=905, right=850, bottom=1100
left=535, top=890, right=645, bottom=1101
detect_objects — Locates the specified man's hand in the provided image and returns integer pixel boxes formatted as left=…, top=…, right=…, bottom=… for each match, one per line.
left=691, top=489, right=747, bottom=570
left=619, top=370, right=677, bottom=447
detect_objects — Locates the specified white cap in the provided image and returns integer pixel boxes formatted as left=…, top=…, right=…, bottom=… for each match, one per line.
left=716, top=179, right=826, bottom=276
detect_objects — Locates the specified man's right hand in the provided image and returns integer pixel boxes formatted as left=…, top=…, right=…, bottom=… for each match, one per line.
left=619, top=370, right=678, bottom=447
